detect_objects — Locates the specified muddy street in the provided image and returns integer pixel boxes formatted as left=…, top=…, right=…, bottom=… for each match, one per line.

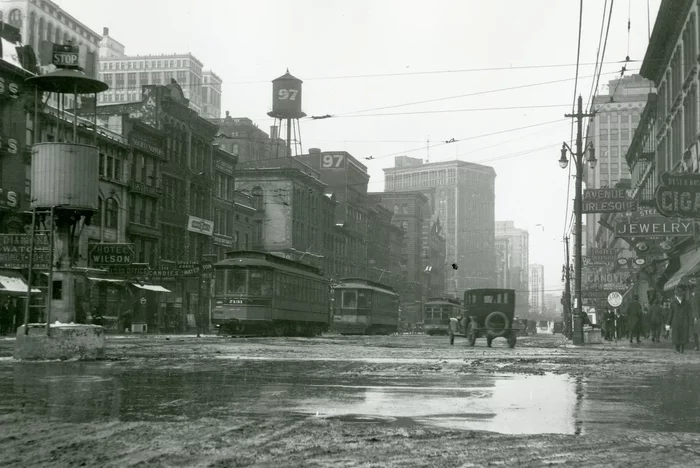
left=2, top=334, right=700, bottom=467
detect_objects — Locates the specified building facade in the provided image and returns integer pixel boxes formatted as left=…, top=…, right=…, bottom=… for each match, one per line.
left=495, top=221, right=529, bottom=317
left=384, top=156, right=496, bottom=297
left=495, top=236, right=511, bottom=288
left=529, top=264, right=545, bottom=315
left=96, top=29, right=221, bottom=119
left=212, top=113, right=287, bottom=162
left=296, top=149, right=370, bottom=279
left=1, top=0, right=100, bottom=76
left=584, top=74, right=654, bottom=250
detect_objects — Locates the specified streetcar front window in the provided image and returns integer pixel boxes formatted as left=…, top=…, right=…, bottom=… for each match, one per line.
left=215, top=270, right=225, bottom=294
left=357, top=292, right=369, bottom=308
left=226, top=269, right=247, bottom=294
left=342, top=291, right=357, bottom=307
left=248, top=269, right=272, bottom=296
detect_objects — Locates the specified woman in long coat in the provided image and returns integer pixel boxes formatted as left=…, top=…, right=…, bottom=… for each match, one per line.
left=668, top=287, right=692, bottom=353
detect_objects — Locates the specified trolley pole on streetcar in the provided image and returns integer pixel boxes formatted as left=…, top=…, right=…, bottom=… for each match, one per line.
left=560, top=95, right=596, bottom=346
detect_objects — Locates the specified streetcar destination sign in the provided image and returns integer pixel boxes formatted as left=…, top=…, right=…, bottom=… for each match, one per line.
left=90, top=243, right=134, bottom=266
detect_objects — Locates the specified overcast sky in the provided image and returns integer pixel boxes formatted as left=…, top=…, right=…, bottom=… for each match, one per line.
left=57, top=0, right=662, bottom=294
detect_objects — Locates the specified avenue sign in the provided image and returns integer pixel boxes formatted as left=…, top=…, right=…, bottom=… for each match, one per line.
left=655, top=172, right=700, bottom=218
left=614, top=218, right=695, bottom=237
left=583, top=188, right=638, bottom=213
left=90, top=243, right=134, bottom=266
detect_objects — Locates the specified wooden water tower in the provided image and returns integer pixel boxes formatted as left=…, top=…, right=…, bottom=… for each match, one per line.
left=22, top=42, right=108, bottom=333
left=267, top=69, right=306, bottom=157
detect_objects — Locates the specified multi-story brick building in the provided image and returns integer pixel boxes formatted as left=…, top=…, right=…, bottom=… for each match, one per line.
left=211, top=113, right=287, bottom=162
left=95, top=81, right=219, bottom=331
left=235, top=157, right=329, bottom=270
left=295, top=149, right=370, bottom=279
left=495, top=221, right=529, bottom=317
left=366, top=202, right=404, bottom=293
left=211, top=145, right=237, bottom=260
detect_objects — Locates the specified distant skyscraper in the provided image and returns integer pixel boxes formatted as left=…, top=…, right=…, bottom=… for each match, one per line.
left=495, top=236, right=511, bottom=288
left=584, top=74, right=654, bottom=249
left=529, top=264, right=545, bottom=315
left=495, top=221, right=529, bottom=317
left=96, top=27, right=222, bottom=119
left=384, top=156, right=496, bottom=297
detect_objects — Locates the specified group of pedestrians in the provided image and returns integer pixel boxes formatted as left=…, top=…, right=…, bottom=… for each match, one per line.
left=600, top=286, right=700, bottom=353
left=0, top=298, right=22, bottom=336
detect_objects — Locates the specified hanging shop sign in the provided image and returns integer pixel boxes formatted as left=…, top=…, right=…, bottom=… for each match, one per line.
left=654, top=172, right=700, bottom=218
left=589, top=248, right=618, bottom=264
left=0, top=73, right=21, bottom=99
left=90, top=243, right=134, bottom=266
left=0, top=234, right=50, bottom=269
left=614, top=217, right=695, bottom=237
left=51, top=44, right=80, bottom=69
left=186, top=215, right=214, bottom=237
left=129, top=134, right=165, bottom=158
left=582, top=188, right=638, bottom=213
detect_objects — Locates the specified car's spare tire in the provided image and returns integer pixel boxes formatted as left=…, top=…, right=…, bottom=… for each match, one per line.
left=484, top=311, right=509, bottom=338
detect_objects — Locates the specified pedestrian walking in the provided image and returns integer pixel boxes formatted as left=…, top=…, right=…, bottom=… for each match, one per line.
left=668, top=286, right=692, bottom=353
left=0, top=300, right=10, bottom=335
left=604, top=308, right=616, bottom=341
left=649, top=297, right=664, bottom=343
left=626, top=295, right=643, bottom=344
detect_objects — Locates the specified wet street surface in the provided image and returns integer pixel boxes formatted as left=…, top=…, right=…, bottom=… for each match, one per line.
left=2, top=334, right=700, bottom=467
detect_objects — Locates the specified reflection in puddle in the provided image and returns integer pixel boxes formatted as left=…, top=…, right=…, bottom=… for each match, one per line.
left=2, top=359, right=700, bottom=436
left=295, top=374, right=577, bottom=435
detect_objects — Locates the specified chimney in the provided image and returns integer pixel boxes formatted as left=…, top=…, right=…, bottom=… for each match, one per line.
left=308, top=148, right=321, bottom=154
left=270, top=125, right=278, bottom=140
left=103, top=27, right=109, bottom=36
left=225, top=110, right=230, bottom=119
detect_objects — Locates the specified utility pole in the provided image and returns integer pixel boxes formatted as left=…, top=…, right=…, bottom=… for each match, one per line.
left=563, top=236, right=572, bottom=339
left=560, top=95, right=596, bottom=345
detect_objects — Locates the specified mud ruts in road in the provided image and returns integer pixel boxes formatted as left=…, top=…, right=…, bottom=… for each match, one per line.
left=1, top=334, right=700, bottom=467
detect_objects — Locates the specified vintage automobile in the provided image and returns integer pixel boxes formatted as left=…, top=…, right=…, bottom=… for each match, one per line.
left=449, top=288, right=518, bottom=348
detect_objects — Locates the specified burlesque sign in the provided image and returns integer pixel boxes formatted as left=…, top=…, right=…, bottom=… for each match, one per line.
left=583, top=188, right=638, bottom=213
left=654, top=172, right=700, bottom=218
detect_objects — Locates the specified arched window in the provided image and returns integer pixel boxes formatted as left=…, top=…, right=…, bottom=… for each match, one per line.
left=105, top=199, right=118, bottom=228
left=54, top=27, right=61, bottom=44
left=401, top=204, right=408, bottom=214
left=63, top=32, right=69, bottom=44
left=47, top=22, right=53, bottom=44
left=393, top=204, right=399, bottom=214
left=252, top=186, right=264, bottom=211
left=8, top=9, right=22, bottom=29
left=92, top=197, right=103, bottom=226
left=38, top=16, right=44, bottom=46
left=0, top=12, right=4, bottom=23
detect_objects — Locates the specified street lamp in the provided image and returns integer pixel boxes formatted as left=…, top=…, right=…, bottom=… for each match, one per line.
left=559, top=96, right=597, bottom=345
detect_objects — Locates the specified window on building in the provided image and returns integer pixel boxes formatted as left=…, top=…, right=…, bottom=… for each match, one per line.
left=252, top=186, right=264, bottom=210
left=8, top=9, right=22, bottom=29
left=105, top=199, right=119, bottom=229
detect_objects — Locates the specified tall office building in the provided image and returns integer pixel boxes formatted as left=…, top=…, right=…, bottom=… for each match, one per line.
left=495, top=236, right=511, bottom=288
left=495, top=221, right=529, bottom=317
left=584, top=74, right=654, bottom=248
left=384, top=156, right=496, bottom=297
left=529, top=264, right=545, bottom=315
left=96, top=28, right=221, bottom=119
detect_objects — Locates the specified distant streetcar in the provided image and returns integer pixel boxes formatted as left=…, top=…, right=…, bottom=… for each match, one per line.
left=332, top=278, right=399, bottom=335
left=424, top=297, right=462, bottom=335
left=212, top=251, right=329, bottom=336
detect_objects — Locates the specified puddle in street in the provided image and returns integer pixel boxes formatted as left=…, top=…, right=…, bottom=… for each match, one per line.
left=1, top=359, right=700, bottom=436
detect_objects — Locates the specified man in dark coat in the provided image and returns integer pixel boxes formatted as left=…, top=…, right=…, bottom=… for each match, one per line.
left=649, top=297, right=664, bottom=343
left=626, top=295, right=643, bottom=344
left=668, top=286, right=692, bottom=353
left=604, top=309, right=616, bottom=341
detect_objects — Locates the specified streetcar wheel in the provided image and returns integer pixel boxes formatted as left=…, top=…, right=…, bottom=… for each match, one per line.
left=466, top=323, right=476, bottom=347
left=507, top=332, right=517, bottom=349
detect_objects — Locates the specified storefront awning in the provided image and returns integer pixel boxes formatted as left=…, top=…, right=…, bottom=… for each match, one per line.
left=88, top=277, right=125, bottom=284
left=132, top=283, right=171, bottom=293
left=664, top=248, right=700, bottom=292
left=0, top=270, right=41, bottom=294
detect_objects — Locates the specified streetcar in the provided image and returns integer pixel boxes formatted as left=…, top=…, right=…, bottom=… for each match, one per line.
left=424, top=297, right=462, bottom=335
left=212, top=251, right=329, bottom=336
left=331, top=278, right=399, bottom=335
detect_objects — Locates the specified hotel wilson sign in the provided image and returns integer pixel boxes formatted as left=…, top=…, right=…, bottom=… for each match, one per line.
left=655, top=172, right=700, bottom=218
